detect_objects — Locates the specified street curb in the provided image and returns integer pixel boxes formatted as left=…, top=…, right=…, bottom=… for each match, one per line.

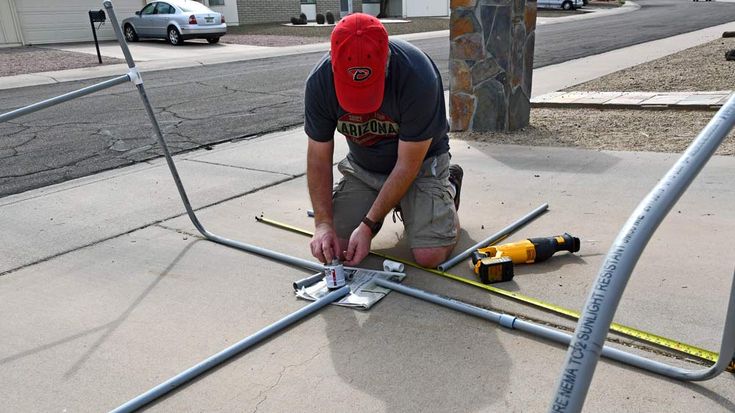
left=537, top=1, right=640, bottom=26
left=531, top=101, right=726, bottom=110
left=531, top=90, right=733, bottom=111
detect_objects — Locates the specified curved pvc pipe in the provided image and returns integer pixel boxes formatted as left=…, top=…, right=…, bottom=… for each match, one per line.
left=549, top=94, right=735, bottom=413
left=374, top=277, right=735, bottom=383
left=437, top=203, right=548, bottom=271
left=108, top=285, right=349, bottom=413
left=0, top=4, right=323, bottom=274
left=104, top=1, right=324, bottom=273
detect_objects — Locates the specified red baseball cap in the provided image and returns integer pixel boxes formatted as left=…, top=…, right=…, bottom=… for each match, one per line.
left=331, top=13, right=389, bottom=114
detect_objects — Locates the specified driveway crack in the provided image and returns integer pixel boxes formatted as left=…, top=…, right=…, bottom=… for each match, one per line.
left=251, top=349, right=324, bottom=413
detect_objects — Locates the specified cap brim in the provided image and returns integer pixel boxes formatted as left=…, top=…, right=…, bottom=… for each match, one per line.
left=334, top=72, right=385, bottom=114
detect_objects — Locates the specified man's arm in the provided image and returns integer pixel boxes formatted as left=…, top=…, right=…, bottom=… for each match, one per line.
left=307, top=137, right=341, bottom=263
left=344, top=138, right=432, bottom=265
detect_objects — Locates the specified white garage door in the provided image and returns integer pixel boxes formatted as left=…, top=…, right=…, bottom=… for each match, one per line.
left=0, top=0, right=22, bottom=45
left=15, top=0, right=145, bottom=45
left=406, top=0, right=448, bottom=17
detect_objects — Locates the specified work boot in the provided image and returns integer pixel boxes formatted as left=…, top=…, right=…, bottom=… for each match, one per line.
left=449, top=164, right=463, bottom=211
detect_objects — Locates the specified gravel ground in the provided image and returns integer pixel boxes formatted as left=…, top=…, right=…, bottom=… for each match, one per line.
left=568, top=37, right=735, bottom=92
left=0, top=47, right=124, bottom=77
left=453, top=37, right=735, bottom=156
left=456, top=109, right=735, bottom=155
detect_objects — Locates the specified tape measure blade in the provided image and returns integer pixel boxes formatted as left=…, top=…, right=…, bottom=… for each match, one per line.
left=257, top=217, right=732, bottom=373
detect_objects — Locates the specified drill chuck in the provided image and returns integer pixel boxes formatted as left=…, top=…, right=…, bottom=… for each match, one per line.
left=527, top=233, right=580, bottom=263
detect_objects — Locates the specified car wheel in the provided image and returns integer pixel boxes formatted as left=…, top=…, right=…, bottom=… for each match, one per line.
left=207, top=37, right=220, bottom=44
left=124, top=24, right=138, bottom=42
left=167, top=26, right=183, bottom=45
left=562, top=0, right=573, bottom=10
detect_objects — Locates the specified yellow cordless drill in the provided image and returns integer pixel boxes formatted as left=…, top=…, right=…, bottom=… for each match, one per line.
left=470, top=233, right=580, bottom=284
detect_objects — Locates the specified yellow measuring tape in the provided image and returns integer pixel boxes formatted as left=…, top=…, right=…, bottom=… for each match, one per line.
left=255, top=215, right=735, bottom=372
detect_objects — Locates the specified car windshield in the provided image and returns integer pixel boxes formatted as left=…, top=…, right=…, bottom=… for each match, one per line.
left=177, top=1, right=213, bottom=13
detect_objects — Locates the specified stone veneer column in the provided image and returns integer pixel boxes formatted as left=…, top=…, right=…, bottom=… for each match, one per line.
left=449, top=0, right=537, bottom=131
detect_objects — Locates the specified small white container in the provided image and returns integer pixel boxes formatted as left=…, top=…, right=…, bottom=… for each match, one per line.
left=324, top=260, right=346, bottom=289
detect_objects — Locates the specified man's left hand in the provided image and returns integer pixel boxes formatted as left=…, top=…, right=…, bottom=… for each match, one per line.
left=343, top=224, right=372, bottom=266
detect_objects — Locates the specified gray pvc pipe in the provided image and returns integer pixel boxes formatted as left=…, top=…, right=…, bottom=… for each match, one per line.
left=0, top=75, right=130, bottom=123
left=374, top=277, right=735, bottom=383
left=549, top=94, right=735, bottom=413
left=0, top=3, right=322, bottom=274
left=104, top=1, right=325, bottom=274
left=102, top=2, right=136, bottom=69
left=109, top=285, right=349, bottom=413
left=293, top=273, right=324, bottom=290
left=437, top=203, right=548, bottom=271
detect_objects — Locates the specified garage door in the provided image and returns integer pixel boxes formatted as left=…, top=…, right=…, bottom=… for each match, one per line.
left=406, top=0, right=448, bottom=17
left=15, top=0, right=145, bottom=45
left=0, top=0, right=22, bottom=46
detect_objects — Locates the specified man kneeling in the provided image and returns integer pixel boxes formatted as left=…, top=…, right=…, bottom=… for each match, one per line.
left=304, top=13, right=463, bottom=268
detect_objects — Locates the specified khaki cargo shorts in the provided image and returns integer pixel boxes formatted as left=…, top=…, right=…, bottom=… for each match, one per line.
left=332, top=152, right=458, bottom=248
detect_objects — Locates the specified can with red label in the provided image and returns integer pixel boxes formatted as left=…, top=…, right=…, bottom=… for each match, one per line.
left=324, top=260, right=346, bottom=289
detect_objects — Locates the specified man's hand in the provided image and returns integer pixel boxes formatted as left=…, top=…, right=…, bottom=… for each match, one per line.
left=310, top=223, right=342, bottom=263
left=344, top=223, right=372, bottom=266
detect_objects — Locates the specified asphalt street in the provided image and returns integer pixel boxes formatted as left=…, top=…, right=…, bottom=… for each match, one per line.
left=1, top=0, right=735, bottom=197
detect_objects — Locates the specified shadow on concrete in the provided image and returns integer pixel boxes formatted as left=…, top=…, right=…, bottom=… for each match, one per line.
left=468, top=142, right=622, bottom=175
left=323, top=287, right=512, bottom=412
left=687, top=381, right=735, bottom=412
left=497, top=253, right=589, bottom=292
left=594, top=354, right=735, bottom=412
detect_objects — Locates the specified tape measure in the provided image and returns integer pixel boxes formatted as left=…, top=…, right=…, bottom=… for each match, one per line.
left=255, top=215, right=734, bottom=372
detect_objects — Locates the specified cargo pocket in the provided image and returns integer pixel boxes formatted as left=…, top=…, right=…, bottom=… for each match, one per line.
left=408, top=179, right=457, bottom=247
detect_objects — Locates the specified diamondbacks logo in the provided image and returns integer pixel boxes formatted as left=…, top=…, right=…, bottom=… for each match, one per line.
left=348, top=67, right=372, bottom=82
left=337, top=112, right=399, bottom=147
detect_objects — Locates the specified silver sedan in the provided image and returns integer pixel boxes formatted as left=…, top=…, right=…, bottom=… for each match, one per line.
left=122, top=0, right=227, bottom=45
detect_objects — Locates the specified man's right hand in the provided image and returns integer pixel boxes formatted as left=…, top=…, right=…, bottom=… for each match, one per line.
left=310, top=223, right=342, bottom=263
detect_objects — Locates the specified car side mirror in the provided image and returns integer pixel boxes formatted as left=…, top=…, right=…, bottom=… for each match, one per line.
left=135, top=10, right=141, bottom=15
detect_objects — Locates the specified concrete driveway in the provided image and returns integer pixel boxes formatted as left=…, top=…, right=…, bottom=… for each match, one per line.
left=47, top=40, right=274, bottom=62
left=1, top=130, right=734, bottom=412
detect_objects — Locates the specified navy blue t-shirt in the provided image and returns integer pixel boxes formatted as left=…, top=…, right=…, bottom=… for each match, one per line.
left=304, top=38, right=450, bottom=174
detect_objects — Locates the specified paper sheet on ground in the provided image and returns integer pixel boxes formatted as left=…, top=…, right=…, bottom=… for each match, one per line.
left=295, top=268, right=405, bottom=310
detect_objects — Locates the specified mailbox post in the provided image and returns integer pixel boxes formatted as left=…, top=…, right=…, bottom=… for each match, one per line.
left=88, top=9, right=106, bottom=64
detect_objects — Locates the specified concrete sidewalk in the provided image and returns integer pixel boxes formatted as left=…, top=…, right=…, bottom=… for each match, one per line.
left=532, top=90, right=733, bottom=110
left=2, top=17, right=735, bottom=413
left=2, top=132, right=733, bottom=413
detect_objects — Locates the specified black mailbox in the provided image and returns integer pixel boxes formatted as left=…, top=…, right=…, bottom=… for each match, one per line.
left=89, top=9, right=106, bottom=23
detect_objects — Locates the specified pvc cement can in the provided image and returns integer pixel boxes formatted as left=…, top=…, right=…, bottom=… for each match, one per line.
left=324, top=260, right=346, bottom=289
